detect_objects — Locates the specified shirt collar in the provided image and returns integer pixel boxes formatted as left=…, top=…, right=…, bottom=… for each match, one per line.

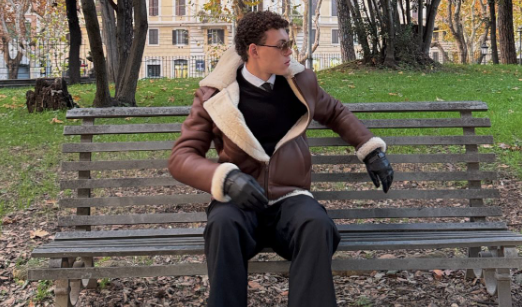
left=241, top=64, right=276, bottom=89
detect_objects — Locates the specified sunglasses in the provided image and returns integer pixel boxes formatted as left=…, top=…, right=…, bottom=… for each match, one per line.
left=256, top=39, right=294, bottom=54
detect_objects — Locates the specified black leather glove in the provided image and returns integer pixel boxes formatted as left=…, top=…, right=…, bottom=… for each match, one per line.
left=363, top=148, right=394, bottom=193
left=224, top=170, right=268, bottom=212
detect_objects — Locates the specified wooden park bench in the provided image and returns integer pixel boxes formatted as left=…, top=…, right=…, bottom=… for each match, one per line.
left=28, top=101, right=522, bottom=306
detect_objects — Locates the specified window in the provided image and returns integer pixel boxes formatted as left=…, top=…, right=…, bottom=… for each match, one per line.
left=147, top=65, right=161, bottom=78
left=195, top=60, right=205, bottom=72
left=249, top=2, right=260, bottom=11
left=311, top=29, right=316, bottom=43
left=331, top=0, right=337, bottom=16
left=173, top=59, right=188, bottom=78
left=433, top=32, right=439, bottom=41
left=173, top=29, right=188, bottom=45
left=332, top=29, right=339, bottom=44
left=176, top=0, right=186, bottom=15
left=149, top=29, right=159, bottom=45
left=149, top=0, right=158, bottom=16
left=432, top=52, right=439, bottom=62
left=207, top=29, right=224, bottom=45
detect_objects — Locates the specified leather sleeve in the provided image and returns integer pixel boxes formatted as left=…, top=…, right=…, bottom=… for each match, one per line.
left=168, top=87, right=233, bottom=197
left=310, top=72, right=374, bottom=150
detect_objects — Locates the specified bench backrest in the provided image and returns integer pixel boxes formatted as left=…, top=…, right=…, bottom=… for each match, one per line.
left=59, top=101, right=501, bottom=231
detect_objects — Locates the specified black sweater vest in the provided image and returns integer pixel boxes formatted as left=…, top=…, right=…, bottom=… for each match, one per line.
left=236, top=66, right=307, bottom=156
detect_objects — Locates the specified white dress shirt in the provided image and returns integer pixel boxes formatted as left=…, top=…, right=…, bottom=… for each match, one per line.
left=242, top=65, right=276, bottom=90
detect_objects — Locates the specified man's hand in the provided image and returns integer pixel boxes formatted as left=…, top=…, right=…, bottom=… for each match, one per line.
left=224, top=170, right=268, bottom=212
left=363, top=149, right=394, bottom=193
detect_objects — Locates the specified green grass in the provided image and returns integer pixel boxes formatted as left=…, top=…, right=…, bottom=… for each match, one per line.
left=0, top=65, right=521, bottom=220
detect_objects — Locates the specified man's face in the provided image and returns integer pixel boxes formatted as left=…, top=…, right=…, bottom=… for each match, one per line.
left=252, top=28, right=293, bottom=76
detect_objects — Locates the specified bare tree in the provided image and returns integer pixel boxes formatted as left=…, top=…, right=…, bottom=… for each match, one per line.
left=488, top=0, right=499, bottom=64
left=447, top=0, right=468, bottom=63
left=65, top=0, right=81, bottom=84
left=497, top=0, right=517, bottom=63
left=81, top=0, right=148, bottom=107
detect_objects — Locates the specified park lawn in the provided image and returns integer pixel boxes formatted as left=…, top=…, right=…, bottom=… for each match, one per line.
left=0, top=64, right=521, bottom=219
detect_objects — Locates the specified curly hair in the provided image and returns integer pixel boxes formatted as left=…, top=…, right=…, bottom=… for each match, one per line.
left=234, top=11, right=289, bottom=62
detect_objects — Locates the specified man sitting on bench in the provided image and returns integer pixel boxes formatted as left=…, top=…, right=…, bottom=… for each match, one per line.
left=169, top=11, right=394, bottom=307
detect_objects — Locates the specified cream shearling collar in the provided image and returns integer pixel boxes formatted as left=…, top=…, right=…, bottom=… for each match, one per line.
left=200, top=47, right=308, bottom=162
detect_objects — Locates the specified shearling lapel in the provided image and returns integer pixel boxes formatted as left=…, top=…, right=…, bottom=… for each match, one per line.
left=203, top=81, right=271, bottom=162
left=200, top=47, right=307, bottom=162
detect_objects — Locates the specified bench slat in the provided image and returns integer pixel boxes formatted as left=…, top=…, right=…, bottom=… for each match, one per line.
left=64, top=102, right=489, bottom=119
left=59, top=189, right=499, bottom=209
left=28, top=257, right=522, bottom=281
left=53, top=221, right=507, bottom=241
left=30, top=234, right=522, bottom=258
left=57, top=207, right=501, bottom=226
left=62, top=136, right=494, bottom=153
left=60, top=171, right=497, bottom=189
left=62, top=118, right=491, bottom=135
left=61, top=154, right=496, bottom=171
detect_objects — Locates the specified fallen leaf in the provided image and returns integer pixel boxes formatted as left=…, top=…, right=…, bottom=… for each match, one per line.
left=378, top=254, right=396, bottom=259
left=50, top=117, right=64, bottom=124
left=30, top=229, right=49, bottom=238
left=432, top=269, right=443, bottom=280
left=389, top=93, right=398, bottom=96
left=349, top=85, right=356, bottom=89
left=248, top=281, right=264, bottom=290
left=435, top=97, right=445, bottom=102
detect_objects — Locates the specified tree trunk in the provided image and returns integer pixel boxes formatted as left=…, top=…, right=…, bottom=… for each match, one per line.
left=347, top=0, right=371, bottom=60
left=497, top=0, right=517, bottom=64
left=336, top=0, right=356, bottom=61
left=66, top=0, right=82, bottom=84
left=100, top=0, right=119, bottom=83
left=406, top=0, right=412, bottom=25
left=81, top=0, right=112, bottom=107
left=488, top=0, right=499, bottom=64
left=431, top=41, right=451, bottom=62
left=6, top=52, right=23, bottom=79
left=383, top=0, right=397, bottom=67
left=477, top=24, right=491, bottom=63
left=448, top=0, right=468, bottom=63
left=115, top=0, right=133, bottom=95
left=422, top=0, right=441, bottom=54
left=115, top=0, right=148, bottom=106
left=417, top=0, right=423, bottom=46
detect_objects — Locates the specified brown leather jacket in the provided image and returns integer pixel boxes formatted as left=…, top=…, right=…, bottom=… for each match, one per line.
left=168, top=48, right=385, bottom=204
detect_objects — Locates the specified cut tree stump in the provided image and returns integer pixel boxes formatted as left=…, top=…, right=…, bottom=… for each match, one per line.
left=26, top=78, right=78, bottom=113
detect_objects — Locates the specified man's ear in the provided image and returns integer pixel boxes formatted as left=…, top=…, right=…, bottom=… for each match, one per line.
left=248, top=43, right=258, bottom=59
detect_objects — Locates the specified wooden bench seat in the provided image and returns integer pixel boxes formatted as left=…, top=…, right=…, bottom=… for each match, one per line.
left=28, top=101, right=522, bottom=307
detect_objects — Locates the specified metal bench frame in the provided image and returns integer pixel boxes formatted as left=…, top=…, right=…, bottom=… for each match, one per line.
left=29, top=101, right=522, bottom=307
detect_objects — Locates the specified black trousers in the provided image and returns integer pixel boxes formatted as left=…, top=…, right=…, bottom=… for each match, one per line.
left=204, top=194, right=341, bottom=307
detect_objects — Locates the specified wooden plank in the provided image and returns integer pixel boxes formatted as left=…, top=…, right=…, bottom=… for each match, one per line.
left=44, top=231, right=519, bottom=248
left=60, top=171, right=497, bottom=190
left=58, top=212, right=208, bottom=227
left=57, top=206, right=501, bottom=227
left=327, top=207, right=502, bottom=219
left=59, top=189, right=499, bottom=209
left=310, top=118, right=491, bottom=129
left=64, top=124, right=183, bottom=135
left=60, top=177, right=182, bottom=189
left=63, top=118, right=491, bottom=136
left=312, top=171, right=497, bottom=182
left=65, top=102, right=489, bottom=119
left=308, top=136, right=494, bottom=147
left=27, top=257, right=522, bottom=281
left=53, top=222, right=507, bottom=241
left=62, top=136, right=494, bottom=153
left=61, top=154, right=496, bottom=171
left=59, top=194, right=212, bottom=208
left=313, top=189, right=500, bottom=200
left=29, top=235, right=522, bottom=258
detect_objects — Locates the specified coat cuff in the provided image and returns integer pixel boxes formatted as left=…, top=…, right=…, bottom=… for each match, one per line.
left=356, top=137, right=387, bottom=162
left=210, top=163, right=239, bottom=202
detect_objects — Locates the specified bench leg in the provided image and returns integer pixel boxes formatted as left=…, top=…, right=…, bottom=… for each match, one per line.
left=79, top=257, right=97, bottom=289
left=496, top=247, right=516, bottom=307
left=466, top=246, right=482, bottom=279
left=50, top=258, right=84, bottom=307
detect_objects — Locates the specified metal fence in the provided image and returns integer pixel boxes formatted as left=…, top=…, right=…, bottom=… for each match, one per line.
left=139, top=53, right=345, bottom=79
left=0, top=41, right=93, bottom=80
